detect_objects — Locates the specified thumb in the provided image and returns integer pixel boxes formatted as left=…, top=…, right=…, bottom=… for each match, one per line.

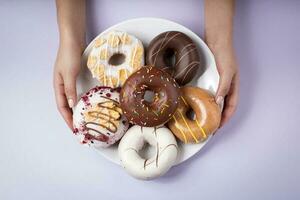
left=215, top=71, right=233, bottom=106
left=64, top=73, right=77, bottom=108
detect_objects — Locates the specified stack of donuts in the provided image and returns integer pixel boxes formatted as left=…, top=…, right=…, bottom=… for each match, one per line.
left=73, top=30, right=221, bottom=180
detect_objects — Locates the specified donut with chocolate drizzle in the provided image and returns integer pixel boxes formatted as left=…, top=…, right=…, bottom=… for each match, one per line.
left=146, top=31, right=202, bottom=85
left=120, top=66, right=180, bottom=127
left=118, top=125, right=178, bottom=180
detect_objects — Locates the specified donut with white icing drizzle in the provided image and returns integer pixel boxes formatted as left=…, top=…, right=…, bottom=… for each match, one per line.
left=87, top=30, right=144, bottom=87
left=118, top=125, right=178, bottom=180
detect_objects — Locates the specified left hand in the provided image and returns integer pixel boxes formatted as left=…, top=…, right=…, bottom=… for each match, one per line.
left=53, top=40, right=83, bottom=130
left=209, top=43, right=239, bottom=127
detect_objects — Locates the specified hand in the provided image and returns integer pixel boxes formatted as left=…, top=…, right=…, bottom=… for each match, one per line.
left=53, top=41, right=83, bottom=130
left=209, top=43, right=239, bottom=127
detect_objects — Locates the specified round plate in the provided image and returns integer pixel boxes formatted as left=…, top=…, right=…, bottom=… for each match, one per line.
left=77, top=17, right=219, bottom=165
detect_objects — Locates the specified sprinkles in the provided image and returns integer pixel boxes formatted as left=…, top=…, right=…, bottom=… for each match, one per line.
left=119, top=66, right=180, bottom=127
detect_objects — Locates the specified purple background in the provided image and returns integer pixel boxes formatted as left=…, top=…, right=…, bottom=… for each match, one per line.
left=1, top=0, right=300, bottom=199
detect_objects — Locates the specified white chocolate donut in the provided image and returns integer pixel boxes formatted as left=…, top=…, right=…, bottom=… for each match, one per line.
left=73, top=86, right=129, bottom=147
left=118, top=125, right=178, bottom=180
left=87, top=30, right=144, bottom=87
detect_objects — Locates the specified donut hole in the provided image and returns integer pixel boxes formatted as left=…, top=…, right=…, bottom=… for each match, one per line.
left=139, top=142, right=156, bottom=159
left=163, top=48, right=176, bottom=67
left=109, top=53, right=125, bottom=66
left=143, top=90, right=156, bottom=103
left=186, top=108, right=196, bottom=120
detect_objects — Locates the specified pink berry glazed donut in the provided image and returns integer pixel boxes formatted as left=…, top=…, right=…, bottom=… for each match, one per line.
left=73, top=86, right=129, bottom=147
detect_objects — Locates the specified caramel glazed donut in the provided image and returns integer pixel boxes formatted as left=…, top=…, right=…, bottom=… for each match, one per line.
left=73, top=86, right=129, bottom=147
left=87, top=30, right=144, bottom=88
left=146, top=31, right=202, bottom=85
left=168, top=86, right=221, bottom=143
left=118, top=125, right=178, bottom=180
left=120, top=66, right=180, bottom=127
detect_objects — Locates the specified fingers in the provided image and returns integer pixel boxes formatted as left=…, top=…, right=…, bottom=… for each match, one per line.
left=215, top=69, right=234, bottom=106
left=64, top=71, right=77, bottom=108
left=219, top=73, right=239, bottom=127
left=53, top=72, right=74, bottom=130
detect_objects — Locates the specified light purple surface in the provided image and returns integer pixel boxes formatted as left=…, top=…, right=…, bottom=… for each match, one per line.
left=0, top=0, right=300, bottom=200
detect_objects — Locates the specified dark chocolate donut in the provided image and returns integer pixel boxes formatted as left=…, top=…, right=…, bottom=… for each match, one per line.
left=146, top=31, right=202, bottom=85
left=120, top=66, right=180, bottom=127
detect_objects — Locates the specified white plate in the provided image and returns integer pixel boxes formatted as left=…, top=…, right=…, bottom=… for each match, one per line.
left=78, top=17, right=219, bottom=166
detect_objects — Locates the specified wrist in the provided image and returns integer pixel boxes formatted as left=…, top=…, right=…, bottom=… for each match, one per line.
left=206, top=32, right=232, bottom=49
left=59, top=37, right=85, bottom=55
left=205, top=27, right=233, bottom=51
left=59, top=29, right=85, bottom=52
left=206, top=37, right=234, bottom=54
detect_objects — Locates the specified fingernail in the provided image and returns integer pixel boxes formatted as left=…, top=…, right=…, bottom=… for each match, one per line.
left=68, top=98, right=74, bottom=108
left=216, top=96, right=223, bottom=105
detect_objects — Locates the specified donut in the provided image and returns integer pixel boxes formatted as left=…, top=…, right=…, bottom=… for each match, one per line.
left=146, top=31, right=202, bottom=85
left=73, top=86, right=129, bottom=147
left=168, top=86, right=221, bottom=143
left=87, top=30, right=144, bottom=87
left=118, top=125, right=178, bottom=180
left=120, top=66, right=180, bottom=127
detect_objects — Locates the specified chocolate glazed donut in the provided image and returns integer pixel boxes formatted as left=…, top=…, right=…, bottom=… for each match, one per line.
left=146, top=31, right=202, bottom=85
left=120, top=66, right=180, bottom=127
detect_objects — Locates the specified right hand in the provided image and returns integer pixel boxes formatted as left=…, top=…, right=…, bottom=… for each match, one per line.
left=53, top=41, right=84, bottom=130
left=208, top=42, right=239, bottom=127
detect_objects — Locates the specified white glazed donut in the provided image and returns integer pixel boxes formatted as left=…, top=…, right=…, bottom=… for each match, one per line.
left=87, top=30, right=144, bottom=88
left=118, top=125, right=178, bottom=180
left=73, top=86, right=129, bottom=147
